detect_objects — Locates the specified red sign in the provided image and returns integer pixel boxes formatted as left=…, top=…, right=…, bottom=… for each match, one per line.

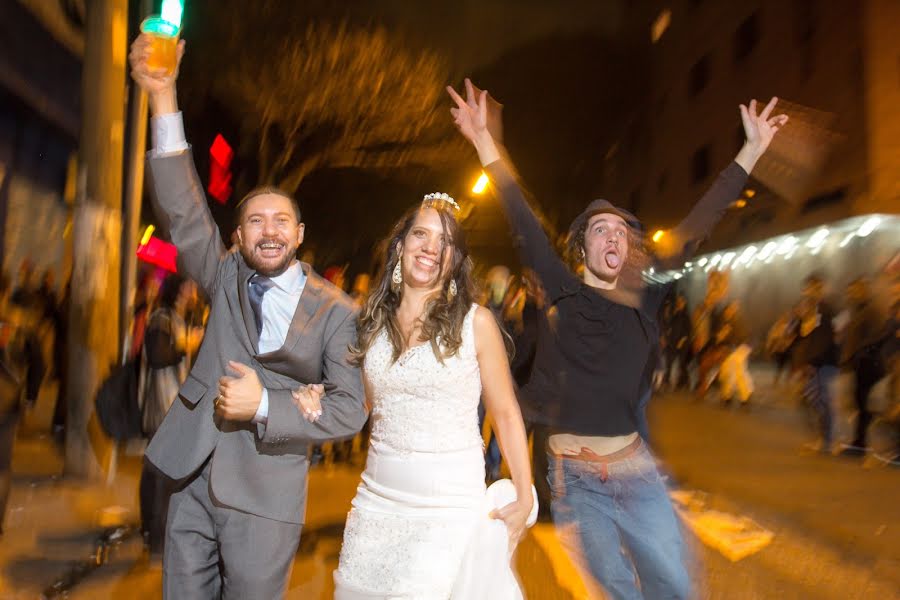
left=136, top=236, right=178, bottom=272
left=208, top=133, right=234, bottom=204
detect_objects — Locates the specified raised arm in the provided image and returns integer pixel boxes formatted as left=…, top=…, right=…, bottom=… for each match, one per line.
left=655, top=97, right=788, bottom=269
left=448, top=80, right=576, bottom=303
left=129, top=36, right=225, bottom=297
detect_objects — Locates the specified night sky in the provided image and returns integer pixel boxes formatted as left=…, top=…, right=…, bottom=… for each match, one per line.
left=159, top=0, right=647, bottom=274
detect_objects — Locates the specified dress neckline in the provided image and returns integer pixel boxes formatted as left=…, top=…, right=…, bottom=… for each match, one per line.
left=396, top=341, right=430, bottom=365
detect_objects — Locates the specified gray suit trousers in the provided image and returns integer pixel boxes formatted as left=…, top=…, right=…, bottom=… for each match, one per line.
left=164, top=460, right=302, bottom=599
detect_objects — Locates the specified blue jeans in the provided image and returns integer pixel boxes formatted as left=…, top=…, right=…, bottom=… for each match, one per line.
left=548, top=444, right=690, bottom=600
left=803, top=365, right=838, bottom=450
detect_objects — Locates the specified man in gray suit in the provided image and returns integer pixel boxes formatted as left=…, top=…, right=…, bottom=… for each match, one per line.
left=129, top=37, right=367, bottom=598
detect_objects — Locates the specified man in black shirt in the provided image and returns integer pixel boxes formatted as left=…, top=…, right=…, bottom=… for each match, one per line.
left=449, top=79, right=787, bottom=599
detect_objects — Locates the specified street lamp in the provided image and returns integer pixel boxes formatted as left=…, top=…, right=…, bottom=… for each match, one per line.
left=472, top=172, right=489, bottom=194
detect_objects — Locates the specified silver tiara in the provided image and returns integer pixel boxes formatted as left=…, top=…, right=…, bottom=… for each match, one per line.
left=422, top=192, right=460, bottom=212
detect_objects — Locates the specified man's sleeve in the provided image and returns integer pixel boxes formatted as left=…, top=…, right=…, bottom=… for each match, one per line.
left=655, top=162, right=749, bottom=269
left=484, top=159, right=578, bottom=303
left=151, top=113, right=189, bottom=156
left=146, top=149, right=226, bottom=298
left=260, top=306, right=368, bottom=446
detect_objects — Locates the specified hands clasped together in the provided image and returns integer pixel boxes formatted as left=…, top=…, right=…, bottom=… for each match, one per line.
left=214, top=360, right=325, bottom=423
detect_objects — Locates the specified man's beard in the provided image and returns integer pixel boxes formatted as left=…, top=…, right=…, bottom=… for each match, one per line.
left=240, top=244, right=297, bottom=277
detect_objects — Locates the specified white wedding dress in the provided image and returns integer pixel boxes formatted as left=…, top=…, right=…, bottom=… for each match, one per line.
left=334, top=304, right=536, bottom=599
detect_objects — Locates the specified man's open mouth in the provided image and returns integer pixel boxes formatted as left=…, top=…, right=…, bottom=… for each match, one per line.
left=257, top=241, right=285, bottom=258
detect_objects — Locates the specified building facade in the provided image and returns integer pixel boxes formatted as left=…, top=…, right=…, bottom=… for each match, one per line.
left=606, top=0, right=898, bottom=250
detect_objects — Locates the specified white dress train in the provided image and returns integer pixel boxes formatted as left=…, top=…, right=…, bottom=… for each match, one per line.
left=333, top=305, right=536, bottom=599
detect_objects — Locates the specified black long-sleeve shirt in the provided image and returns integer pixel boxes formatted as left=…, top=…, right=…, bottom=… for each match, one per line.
left=510, top=299, right=543, bottom=388
left=486, top=159, right=748, bottom=435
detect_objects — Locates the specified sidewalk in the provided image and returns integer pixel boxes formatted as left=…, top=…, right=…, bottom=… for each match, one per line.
left=0, top=381, right=144, bottom=600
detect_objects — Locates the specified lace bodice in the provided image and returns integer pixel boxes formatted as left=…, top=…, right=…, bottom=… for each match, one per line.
left=364, top=304, right=483, bottom=453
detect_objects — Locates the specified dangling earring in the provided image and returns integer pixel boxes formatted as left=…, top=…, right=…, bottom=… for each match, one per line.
left=448, top=279, right=458, bottom=299
left=392, top=257, right=403, bottom=286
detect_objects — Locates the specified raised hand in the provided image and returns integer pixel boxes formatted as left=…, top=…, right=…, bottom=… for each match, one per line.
left=447, top=78, right=489, bottom=145
left=447, top=78, right=502, bottom=166
left=128, top=34, right=185, bottom=114
left=736, top=97, right=788, bottom=171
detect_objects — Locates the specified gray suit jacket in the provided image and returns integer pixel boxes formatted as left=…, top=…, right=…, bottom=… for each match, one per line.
left=144, top=150, right=367, bottom=524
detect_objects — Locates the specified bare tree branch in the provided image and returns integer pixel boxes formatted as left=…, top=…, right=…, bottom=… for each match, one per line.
left=208, top=17, right=460, bottom=195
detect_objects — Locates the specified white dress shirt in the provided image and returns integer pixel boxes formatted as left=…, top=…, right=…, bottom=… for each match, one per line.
left=253, top=263, right=307, bottom=422
left=152, top=112, right=307, bottom=425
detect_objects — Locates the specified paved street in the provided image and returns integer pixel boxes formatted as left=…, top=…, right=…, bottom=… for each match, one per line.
left=2, top=375, right=898, bottom=599
left=649, top=387, right=900, bottom=600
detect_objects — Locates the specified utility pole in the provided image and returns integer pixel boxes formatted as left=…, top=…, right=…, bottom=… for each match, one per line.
left=66, top=0, right=128, bottom=479
left=120, top=0, right=152, bottom=360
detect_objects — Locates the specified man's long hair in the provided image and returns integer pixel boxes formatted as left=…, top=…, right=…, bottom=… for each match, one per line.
left=351, top=204, right=476, bottom=365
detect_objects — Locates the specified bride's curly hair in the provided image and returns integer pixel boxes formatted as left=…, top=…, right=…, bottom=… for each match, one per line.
left=351, top=203, right=476, bottom=366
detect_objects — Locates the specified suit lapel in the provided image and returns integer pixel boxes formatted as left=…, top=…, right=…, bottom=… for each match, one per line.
left=257, top=262, right=323, bottom=360
left=237, top=261, right=261, bottom=352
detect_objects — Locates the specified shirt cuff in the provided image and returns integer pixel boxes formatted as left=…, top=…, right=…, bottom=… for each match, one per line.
left=151, top=112, right=189, bottom=156
left=253, top=389, right=269, bottom=425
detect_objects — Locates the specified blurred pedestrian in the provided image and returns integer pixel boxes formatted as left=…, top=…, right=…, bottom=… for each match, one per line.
left=839, top=277, right=886, bottom=457
left=138, top=275, right=204, bottom=558
left=323, top=265, right=347, bottom=292
left=766, top=309, right=797, bottom=385
left=663, top=293, right=692, bottom=391
left=794, top=273, right=840, bottom=454
left=0, top=277, right=45, bottom=536
left=130, top=268, right=162, bottom=360
left=49, top=279, right=70, bottom=443
left=481, top=265, right=513, bottom=481
left=10, top=261, right=39, bottom=311
left=717, top=300, right=753, bottom=407
left=693, top=271, right=730, bottom=400
left=348, top=272, right=373, bottom=461
left=349, top=273, right=370, bottom=309
left=871, top=299, right=900, bottom=465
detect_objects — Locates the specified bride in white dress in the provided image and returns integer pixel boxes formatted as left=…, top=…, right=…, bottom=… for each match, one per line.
left=298, top=194, right=535, bottom=598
